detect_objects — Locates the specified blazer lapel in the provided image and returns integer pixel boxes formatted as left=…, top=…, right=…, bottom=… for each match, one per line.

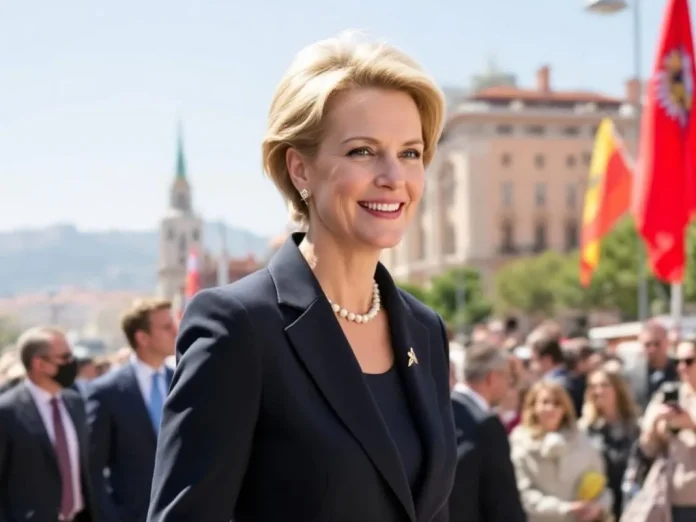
left=376, top=264, right=446, bottom=521
left=15, top=382, right=59, bottom=475
left=121, top=364, right=158, bottom=443
left=268, top=234, right=416, bottom=522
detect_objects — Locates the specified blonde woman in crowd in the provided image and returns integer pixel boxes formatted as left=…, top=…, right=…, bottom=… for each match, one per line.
left=638, top=339, right=696, bottom=521
left=511, top=380, right=612, bottom=522
left=580, top=369, right=639, bottom=520
left=148, top=32, right=455, bottom=522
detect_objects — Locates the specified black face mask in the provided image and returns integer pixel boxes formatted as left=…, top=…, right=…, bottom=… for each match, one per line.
left=51, top=359, right=78, bottom=388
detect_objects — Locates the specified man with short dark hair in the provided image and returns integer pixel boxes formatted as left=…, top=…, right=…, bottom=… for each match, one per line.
left=449, top=343, right=526, bottom=522
left=0, top=326, right=96, bottom=521
left=87, top=298, right=176, bottom=522
left=627, top=320, right=678, bottom=410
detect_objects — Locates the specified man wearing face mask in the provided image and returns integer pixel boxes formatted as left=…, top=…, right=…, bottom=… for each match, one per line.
left=0, top=325, right=96, bottom=522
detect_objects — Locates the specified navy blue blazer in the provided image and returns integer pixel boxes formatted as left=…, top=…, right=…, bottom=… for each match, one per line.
left=87, top=361, right=173, bottom=522
left=0, top=382, right=97, bottom=522
left=147, top=233, right=456, bottom=522
left=449, top=391, right=526, bottom=522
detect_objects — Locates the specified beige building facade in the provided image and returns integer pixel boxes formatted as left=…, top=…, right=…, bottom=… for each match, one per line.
left=381, top=66, right=640, bottom=285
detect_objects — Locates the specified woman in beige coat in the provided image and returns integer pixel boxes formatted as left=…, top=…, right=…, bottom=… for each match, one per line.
left=511, top=380, right=613, bottom=522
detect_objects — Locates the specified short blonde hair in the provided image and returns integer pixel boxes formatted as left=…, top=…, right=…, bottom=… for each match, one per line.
left=521, top=380, right=577, bottom=437
left=262, top=31, right=445, bottom=223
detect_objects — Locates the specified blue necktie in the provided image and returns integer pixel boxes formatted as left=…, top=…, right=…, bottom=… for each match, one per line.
left=149, top=372, right=164, bottom=434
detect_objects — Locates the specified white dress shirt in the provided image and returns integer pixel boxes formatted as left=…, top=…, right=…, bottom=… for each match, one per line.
left=130, top=354, right=168, bottom=406
left=25, top=379, right=85, bottom=518
left=457, top=384, right=490, bottom=412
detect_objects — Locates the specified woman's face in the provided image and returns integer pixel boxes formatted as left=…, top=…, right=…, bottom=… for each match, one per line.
left=587, top=372, right=617, bottom=413
left=534, top=389, right=565, bottom=432
left=293, top=87, right=425, bottom=250
left=676, top=342, right=696, bottom=384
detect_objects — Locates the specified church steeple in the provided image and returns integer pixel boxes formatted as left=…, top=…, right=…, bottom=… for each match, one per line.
left=175, top=122, right=187, bottom=181
left=170, top=122, right=192, bottom=213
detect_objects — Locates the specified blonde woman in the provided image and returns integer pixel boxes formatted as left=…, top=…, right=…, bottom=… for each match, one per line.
left=511, top=380, right=612, bottom=522
left=580, top=369, right=639, bottom=520
left=147, top=33, right=455, bottom=522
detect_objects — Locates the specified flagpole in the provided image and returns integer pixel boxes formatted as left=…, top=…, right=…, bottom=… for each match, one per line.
left=632, top=0, right=651, bottom=321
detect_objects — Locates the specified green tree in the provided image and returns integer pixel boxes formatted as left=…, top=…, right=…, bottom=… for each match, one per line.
left=495, top=250, right=572, bottom=317
left=396, top=281, right=429, bottom=303
left=494, top=216, right=682, bottom=319
left=426, top=267, right=493, bottom=329
left=0, top=315, right=20, bottom=353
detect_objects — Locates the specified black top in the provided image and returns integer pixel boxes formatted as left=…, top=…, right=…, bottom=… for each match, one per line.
left=365, top=366, right=423, bottom=490
left=647, top=358, right=678, bottom=401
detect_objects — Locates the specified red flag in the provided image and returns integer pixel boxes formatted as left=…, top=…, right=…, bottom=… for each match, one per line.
left=633, top=0, right=696, bottom=282
left=185, top=247, right=201, bottom=299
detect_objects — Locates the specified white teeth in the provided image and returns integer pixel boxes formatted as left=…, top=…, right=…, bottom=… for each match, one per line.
left=362, top=202, right=401, bottom=212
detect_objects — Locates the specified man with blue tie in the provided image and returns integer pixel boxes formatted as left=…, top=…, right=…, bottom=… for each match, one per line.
left=87, top=298, right=176, bottom=522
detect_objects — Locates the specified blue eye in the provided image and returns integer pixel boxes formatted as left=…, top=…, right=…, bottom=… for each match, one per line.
left=347, top=147, right=372, bottom=157
left=402, top=149, right=422, bottom=159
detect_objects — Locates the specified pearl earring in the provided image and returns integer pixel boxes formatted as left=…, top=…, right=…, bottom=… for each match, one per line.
left=299, top=188, right=309, bottom=203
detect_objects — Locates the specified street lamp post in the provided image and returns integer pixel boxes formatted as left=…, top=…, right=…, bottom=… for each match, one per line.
left=586, top=0, right=650, bottom=321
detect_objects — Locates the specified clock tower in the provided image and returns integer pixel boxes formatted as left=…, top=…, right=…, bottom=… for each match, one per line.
left=157, top=124, right=203, bottom=301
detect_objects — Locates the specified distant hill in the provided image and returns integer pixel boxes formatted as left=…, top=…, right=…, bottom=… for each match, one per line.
left=0, top=223, right=269, bottom=297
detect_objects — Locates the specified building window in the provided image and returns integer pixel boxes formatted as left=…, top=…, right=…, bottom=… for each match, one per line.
left=564, top=220, right=579, bottom=251
left=502, top=181, right=514, bottom=207
left=440, top=164, right=456, bottom=206
left=535, top=154, right=545, bottom=169
left=562, top=126, right=580, bottom=137
left=192, top=228, right=200, bottom=241
left=178, top=235, right=187, bottom=263
left=500, top=220, right=515, bottom=253
left=583, top=151, right=592, bottom=166
left=566, top=183, right=578, bottom=208
left=533, top=221, right=547, bottom=252
left=497, top=124, right=513, bottom=135
left=501, top=153, right=511, bottom=167
left=526, top=125, right=545, bottom=136
left=167, top=228, right=175, bottom=241
left=417, top=218, right=427, bottom=260
left=443, top=221, right=456, bottom=255
left=535, top=183, right=547, bottom=207
left=566, top=154, right=576, bottom=168
left=590, top=125, right=599, bottom=137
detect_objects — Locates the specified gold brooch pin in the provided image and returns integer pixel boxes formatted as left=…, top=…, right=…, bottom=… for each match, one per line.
left=407, top=347, right=418, bottom=367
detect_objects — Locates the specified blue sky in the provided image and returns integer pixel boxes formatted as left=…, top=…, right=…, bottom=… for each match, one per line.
left=0, top=0, right=676, bottom=236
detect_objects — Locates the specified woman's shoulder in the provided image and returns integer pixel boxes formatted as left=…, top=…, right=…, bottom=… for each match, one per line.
left=396, top=287, right=444, bottom=331
left=184, top=268, right=277, bottom=322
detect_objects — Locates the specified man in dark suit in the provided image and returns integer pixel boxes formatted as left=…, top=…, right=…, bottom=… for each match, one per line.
left=0, top=326, right=96, bottom=522
left=87, top=298, right=176, bottom=522
left=625, top=320, right=678, bottom=411
left=449, top=342, right=526, bottom=522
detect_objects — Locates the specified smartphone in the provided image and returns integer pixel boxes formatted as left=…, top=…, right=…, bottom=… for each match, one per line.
left=663, top=382, right=680, bottom=406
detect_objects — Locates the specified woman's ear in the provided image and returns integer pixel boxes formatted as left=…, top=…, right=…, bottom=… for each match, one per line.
left=286, top=147, right=310, bottom=191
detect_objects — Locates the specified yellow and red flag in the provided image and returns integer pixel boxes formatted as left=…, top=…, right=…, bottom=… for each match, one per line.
left=580, top=118, right=633, bottom=286
left=633, top=0, right=696, bottom=282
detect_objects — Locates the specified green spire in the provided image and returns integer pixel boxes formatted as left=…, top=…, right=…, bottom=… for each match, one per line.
left=176, top=121, right=187, bottom=180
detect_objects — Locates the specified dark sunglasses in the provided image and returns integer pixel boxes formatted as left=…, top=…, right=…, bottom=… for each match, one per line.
left=677, top=357, right=696, bottom=367
left=643, top=341, right=661, bottom=348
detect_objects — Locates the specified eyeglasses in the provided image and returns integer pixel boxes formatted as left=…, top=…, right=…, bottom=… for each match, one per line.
left=40, top=352, right=73, bottom=363
left=677, top=357, right=696, bottom=367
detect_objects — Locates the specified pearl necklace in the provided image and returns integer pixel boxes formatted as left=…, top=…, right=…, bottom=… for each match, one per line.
left=328, top=281, right=381, bottom=324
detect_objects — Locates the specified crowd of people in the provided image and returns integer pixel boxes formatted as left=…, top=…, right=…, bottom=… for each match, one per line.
left=449, top=318, right=696, bottom=522
left=0, top=298, right=694, bottom=521
left=2, top=30, right=694, bottom=522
